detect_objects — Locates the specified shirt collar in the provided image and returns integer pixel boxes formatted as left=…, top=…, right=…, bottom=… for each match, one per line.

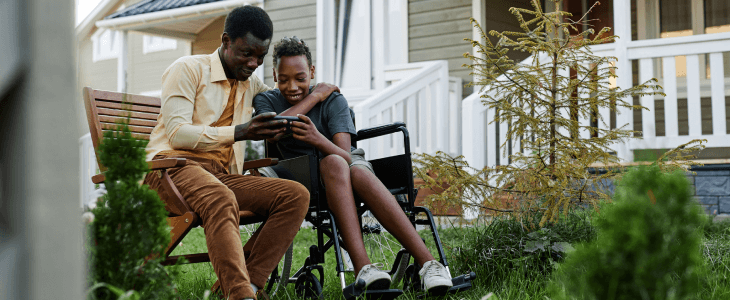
left=210, top=48, right=229, bottom=83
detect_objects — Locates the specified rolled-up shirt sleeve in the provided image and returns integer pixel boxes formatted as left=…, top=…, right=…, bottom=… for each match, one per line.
left=161, top=60, right=236, bottom=150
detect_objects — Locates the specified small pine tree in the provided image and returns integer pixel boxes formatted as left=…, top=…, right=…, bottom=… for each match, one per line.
left=88, top=119, right=178, bottom=299
left=413, top=0, right=703, bottom=225
left=549, top=165, right=705, bottom=299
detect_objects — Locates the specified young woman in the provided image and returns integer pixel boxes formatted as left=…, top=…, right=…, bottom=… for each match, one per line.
left=253, top=37, right=453, bottom=293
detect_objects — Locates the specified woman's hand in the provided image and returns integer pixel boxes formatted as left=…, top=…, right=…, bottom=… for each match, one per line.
left=291, top=114, right=326, bottom=147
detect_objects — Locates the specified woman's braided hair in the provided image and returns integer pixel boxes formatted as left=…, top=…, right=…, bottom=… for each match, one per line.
left=272, top=36, right=312, bottom=68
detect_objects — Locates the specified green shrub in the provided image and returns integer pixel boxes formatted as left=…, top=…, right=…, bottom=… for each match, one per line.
left=88, top=120, right=179, bottom=299
left=549, top=165, right=705, bottom=300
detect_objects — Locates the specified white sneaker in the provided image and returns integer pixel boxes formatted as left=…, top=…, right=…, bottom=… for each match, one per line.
left=419, top=260, right=453, bottom=294
left=355, top=264, right=392, bottom=290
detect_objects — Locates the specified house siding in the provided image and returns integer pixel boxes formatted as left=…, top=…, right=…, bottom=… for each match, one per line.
left=127, top=32, right=191, bottom=94
left=78, top=39, right=118, bottom=94
left=192, top=16, right=225, bottom=56
left=408, top=0, right=473, bottom=96
left=263, top=0, right=317, bottom=87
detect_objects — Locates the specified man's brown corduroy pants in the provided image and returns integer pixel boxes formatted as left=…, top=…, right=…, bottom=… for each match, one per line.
left=144, top=156, right=309, bottom=300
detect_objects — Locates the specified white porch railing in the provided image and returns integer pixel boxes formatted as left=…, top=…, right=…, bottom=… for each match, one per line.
left=462, top=32, right=730, bottom=170
left=353, top=60, right=461, bottom=159
left=80, top=133, right=104, bottom=209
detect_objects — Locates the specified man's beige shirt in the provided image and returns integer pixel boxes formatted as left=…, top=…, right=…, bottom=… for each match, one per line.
left=146, top=49, right=271, bottom=174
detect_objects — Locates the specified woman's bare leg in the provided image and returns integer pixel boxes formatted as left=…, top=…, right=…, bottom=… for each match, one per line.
left=320, top=155, right=371, bottom=274
left=349, top=165, right=435, bottom=266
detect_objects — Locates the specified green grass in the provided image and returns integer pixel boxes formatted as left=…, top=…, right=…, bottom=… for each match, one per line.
left=168, top=215, right=730, bottom=300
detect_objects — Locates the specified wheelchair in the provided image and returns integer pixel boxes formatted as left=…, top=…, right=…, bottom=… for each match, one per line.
left=256, top=118, right=475, bottom=300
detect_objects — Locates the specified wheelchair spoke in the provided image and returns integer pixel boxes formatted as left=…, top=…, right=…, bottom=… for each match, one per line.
left=361, top=210, right=403, bottom=272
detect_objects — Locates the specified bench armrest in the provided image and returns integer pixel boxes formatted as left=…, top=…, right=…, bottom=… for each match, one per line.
left=91, top=158, right=189, bottom=184
left=356, top=122, right=406, bottom=141
left=243, top=158, right=278, bottom=170
left=91, top=158, right=279, bottom=184
left=148, top=158, right=187, bottom=170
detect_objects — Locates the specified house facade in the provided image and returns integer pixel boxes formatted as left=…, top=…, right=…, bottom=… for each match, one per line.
left=78, top=0, right=730, bottom=212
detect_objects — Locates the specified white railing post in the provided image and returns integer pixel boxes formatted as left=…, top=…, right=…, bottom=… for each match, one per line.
left=686, top=54, right=702, bottom=136
left=436, top=60, right=450, bottom=153
left=449, top=77, right=463, bottom=156
left=79, top=133, right=104, bottom=209
left=639, top=58, right=656, bottom=140
left=710, top=53, right=727, bottom=136
left=80, top=133, right=91, bottom=209
left=486, top=105, right=497, bottom=167
left=461, top=92, right=484, bottom=170
left=663, top=56, right=679, bottom=138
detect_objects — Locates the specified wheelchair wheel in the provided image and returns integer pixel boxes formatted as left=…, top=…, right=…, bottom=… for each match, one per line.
left=295, top=272, right=323, bottom=299
left=240, top=224, right=292, bottom=296
left=360, top=209, right=409, bottom=277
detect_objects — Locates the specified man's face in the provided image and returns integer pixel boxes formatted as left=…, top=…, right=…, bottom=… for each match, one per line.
left=274, top=55, right=315, bottom=106
left=221, top=32, right=270, bottom=81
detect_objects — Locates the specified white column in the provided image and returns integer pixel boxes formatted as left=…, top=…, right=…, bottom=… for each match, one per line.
left=613, top=0, right=634, bottom=162
left=386, top=0, right=408, bottom=65
left=117, top=30, right=128, bottom=93
left=372, top=0, right=386, bottom=91
left=316, top=0, right=336, bottom=84
left=471, top=0, right=486, bottom=87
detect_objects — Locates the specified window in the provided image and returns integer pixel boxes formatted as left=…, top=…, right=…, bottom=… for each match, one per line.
left=142, top=35, right=177, bottom=54
left=659, top=0, right=692, bottom=34
left=92, top=29, right=121, bottom=62
left=705, top=0, right=730, bottom=33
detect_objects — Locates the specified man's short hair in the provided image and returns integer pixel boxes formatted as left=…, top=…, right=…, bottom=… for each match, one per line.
left=224, top=6, right=273, bottom=42
left=272, top=37, right=312, bottom=69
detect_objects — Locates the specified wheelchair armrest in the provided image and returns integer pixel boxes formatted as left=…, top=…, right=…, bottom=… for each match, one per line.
left=355, top=122, right=406, bottom=141
left=243, top=158, right=279, bottom=170
left=91, top=158, right=189, bottom=184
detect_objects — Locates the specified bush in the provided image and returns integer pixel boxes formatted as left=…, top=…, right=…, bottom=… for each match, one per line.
left=549, top=165, right=705, bottom=300
left=88, top=120, right=179, bottom=299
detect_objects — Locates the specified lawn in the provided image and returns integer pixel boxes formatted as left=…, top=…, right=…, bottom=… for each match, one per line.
left=170, top=224, right=495, bottom=300
left=170, top=215, right=730, bottom=300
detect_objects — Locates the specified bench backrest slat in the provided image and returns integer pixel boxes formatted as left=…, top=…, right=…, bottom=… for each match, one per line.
left=83, top=87, right=161, bottom=170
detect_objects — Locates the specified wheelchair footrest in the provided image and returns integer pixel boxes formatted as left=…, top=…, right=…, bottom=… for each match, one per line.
left=415, top=272, right=476, bottom=298
left=343, top=280, right=404, bottom=300
left=448, top=271, right=476, bottom=294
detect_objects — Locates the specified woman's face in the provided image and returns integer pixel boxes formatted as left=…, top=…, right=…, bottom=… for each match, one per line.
left=274, top=55, right=315, bottom=106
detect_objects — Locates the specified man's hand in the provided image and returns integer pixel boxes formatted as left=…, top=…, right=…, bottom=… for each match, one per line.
left=310, top=82, right=340, bottom=102
left=291, top=114, right=326, bottom=147
left=235, top=112, right=287, bottom=141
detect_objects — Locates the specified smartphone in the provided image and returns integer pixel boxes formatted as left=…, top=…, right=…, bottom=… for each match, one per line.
left=272, top=115, right=303, bottom=132
left=272, top=115, right=303, bottom=122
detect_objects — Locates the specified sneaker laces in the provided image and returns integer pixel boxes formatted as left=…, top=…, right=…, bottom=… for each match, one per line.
left=423, top=262, right=441, bottom=278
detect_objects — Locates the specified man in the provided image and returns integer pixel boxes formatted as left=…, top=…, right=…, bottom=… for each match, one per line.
left=143, top=6, right=338, bottom=300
